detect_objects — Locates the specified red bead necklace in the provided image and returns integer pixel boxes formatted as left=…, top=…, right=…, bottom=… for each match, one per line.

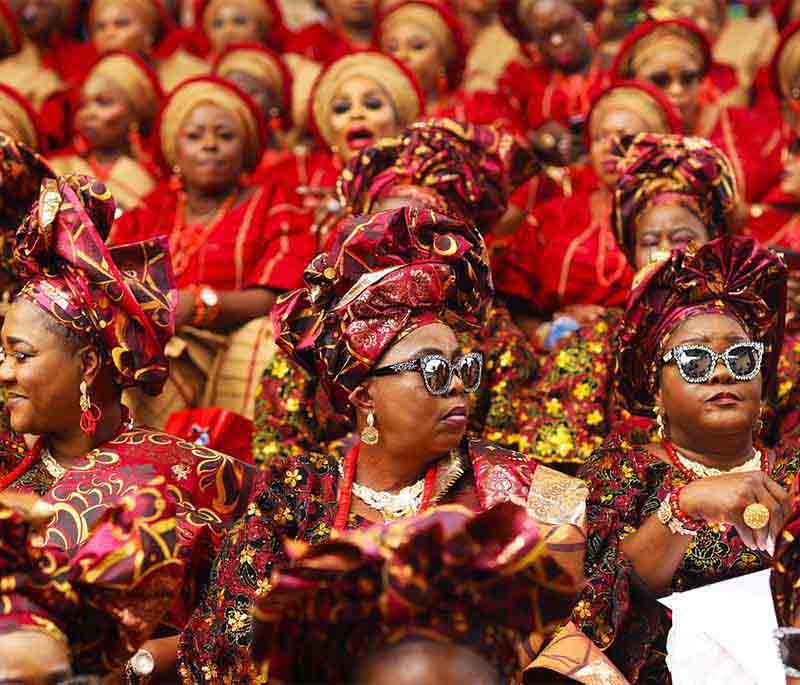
left=333, top=441, right=438, bottom=530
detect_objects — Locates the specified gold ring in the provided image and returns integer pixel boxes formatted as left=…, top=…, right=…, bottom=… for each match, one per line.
left=743, top=502, right=770, bottom=530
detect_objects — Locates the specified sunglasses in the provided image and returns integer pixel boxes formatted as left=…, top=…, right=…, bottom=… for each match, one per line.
left=372, top=352, right=484, bottom=396
left=661, top=341, right=764, bottom=384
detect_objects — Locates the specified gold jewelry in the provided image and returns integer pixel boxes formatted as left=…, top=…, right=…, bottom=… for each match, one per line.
left=655, top=407, right=666, bottom=441
left=40, top=446, right=66, bottom=481
left=360, top=411, right=379, bottom=446
left=657, top=497, right=698, bottom=536
left=743, top=502, right=770, bottom=530
left=79, top=380, right=92, bottom=414
left=674, top=448, right=762, bottom=479
left=539, top=132, right=557, bottom=149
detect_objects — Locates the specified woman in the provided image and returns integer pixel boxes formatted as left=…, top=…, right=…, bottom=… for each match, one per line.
left=198, top=0, right=285, bottom=58
left=377, top=0, right=521, bottom=131
left=250, top=502, right=610, bottom=684
left=178, top=206, right=591, bottom=684
left=265, top=51, right=423, bottom=249
left=48, top=51, right=163, bottom=211
left=493, top=81, right=680, bottom=324
left=88, top=0, right=208, bottom=92
left=213, top=42, right=293, bottom=170
left=253, top=118, right=540, bottom=465
left=286, top=0, right=377, bottom=65
left=499, top=0, right=608, bottom=167
left=520, top=133, right=737, bottom=467
left=575, top=234, right=797, bottom=684
left=612, top=17, right=784, bottom=204
left=110, top=76, right=311, bottom=425
left=0, top=174, right=255, bottom=681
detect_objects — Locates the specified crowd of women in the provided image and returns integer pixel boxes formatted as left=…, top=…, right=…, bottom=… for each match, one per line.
left=2, top=0, right=800, bottom=683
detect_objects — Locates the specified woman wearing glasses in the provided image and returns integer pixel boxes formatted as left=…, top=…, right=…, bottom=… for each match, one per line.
left=574, top=235, right=799, bottom=684
left=178, top=206, right=596, bottom=684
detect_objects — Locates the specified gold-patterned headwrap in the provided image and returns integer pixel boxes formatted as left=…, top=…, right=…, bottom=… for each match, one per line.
left=311, top=52, right=423, bottom=149
left=84, top=52, right=162, bottom=126
left=0, top=86, right=39, bottom=150
left=202, top=0, right=273, bottom=37
left=382, top=3, right=456, bottom=65
left=158, top=76, right=264, bottom=169
left=589, top=86, right=674, bottom=137
left=216, top=46, right=284, bottom=94
left=89, top=0, right=161, bottom=34
left=614, top=20, right=709, bottom=78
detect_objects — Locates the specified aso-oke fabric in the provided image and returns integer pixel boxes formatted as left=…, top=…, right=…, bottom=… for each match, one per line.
left=612, top=133, right=738, bottom=263
left=271, top=207, right=493, bottom=414
left=617, top=235, right=787, bottom=413
left=251, top=502, right=576, bottom=683
left=14, top=175, right=175, bottom=395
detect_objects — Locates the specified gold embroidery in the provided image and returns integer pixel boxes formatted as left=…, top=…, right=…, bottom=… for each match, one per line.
left=527, top=465, right=587, bottom=525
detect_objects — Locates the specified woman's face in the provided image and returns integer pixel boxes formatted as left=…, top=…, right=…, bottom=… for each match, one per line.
left=634, top=201, right=710, bottom=270
left=91, top=2, right=153, bottom=53
left=657, top=313, right=762, bottom=442
left=328, top=75, right=399, bottom=162
left=75, top=75, right=136, bottom=151
left=207, top=1, right=268, bottom=53
left=16, top=0, right=61, bottom=40
left=322, top=0, right=375, bottom=28
left=634, top=45, right=703, bottom=128
left=381, top=21, right=444, bottom=97
left=175, top=102, right=246, bottom=193
left=0, top=299, right=84, bottom=436
left=589, top=106, right=651, bottom=188
left=528, top=0, right=592, bottom=74
left=222, top=69, right=280, bottom=121
left=367, top=322, right=471, bottom=459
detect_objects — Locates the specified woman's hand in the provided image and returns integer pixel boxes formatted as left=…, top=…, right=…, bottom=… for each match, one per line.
left=679, top=471, right=791, bottom=551
left=174, top=289, right=195, bottom=329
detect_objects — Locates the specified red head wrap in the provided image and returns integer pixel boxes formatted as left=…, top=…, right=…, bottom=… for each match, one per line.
left=618, top=235, right=787, bottom=414
left=271, top=206, right=493, bottom=414
left=13, top=175, right=176, bottom=395
left=612, top=132, right=738, bottom=263
left=251, top=502, right=576, bottom=683
left=336, top=118, right=538, bottom=226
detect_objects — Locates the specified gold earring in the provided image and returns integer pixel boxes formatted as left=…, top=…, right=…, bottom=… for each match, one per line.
left=755, top=405, right=766, bottom=435
left=655, top=407, right=666, bottom=441
left=360, top=411, right=379, bottom=446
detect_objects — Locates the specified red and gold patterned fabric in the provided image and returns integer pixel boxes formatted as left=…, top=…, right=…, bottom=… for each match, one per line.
left=272, top=207, right=493, bottom=414
left=772, top=474, right=800, bottom=625
left=0, top=427, right=256, bottom=635
left=617, top=235, right=787, bottom=413
left=14, top=175, right=175, bottom=395
left=251, top=502, right=576, bottom=683
left=0, top=484, right=183, bottom=673
left=178, top=437, right=589, bottom=683
left=578, top=436, right=800, bottom=683
left=612, top=132, right=738, bottom=262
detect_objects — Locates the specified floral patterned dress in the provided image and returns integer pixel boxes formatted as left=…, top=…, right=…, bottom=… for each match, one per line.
left=575, top=436, right=800, bottom=683
left=252, top=303, right=539, bottom=465
left=177, top=438, right=589, bottom=684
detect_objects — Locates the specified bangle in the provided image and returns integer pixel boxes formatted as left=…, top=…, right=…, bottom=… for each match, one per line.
left=190, top=284, right=220, bottom=327
left=657, top=488, right=703, bottom=536
left=124, top=648, right=154, bottom=685
left=669, top=488, right=704, bottom=532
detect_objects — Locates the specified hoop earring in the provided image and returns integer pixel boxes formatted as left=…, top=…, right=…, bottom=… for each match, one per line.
left=655, top=407, right=667, bottom=441
left=360, top=411, right=379, bottom=446
left=79, top=380, right=102, bottom=436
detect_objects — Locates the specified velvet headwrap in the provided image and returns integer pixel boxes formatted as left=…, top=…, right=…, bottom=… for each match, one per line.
left=772, top=477, right=800, bottom=626
left=337, top=117, right=538, bottom=226
left=214, top=42, right=293, bottom=131
left=84, top=51, right=163, bottom=128
left=157, top=75, right=266, bottom=171
left=612, top=132, right=738, bottom=264
left=310, top=51, right=424, bottom=151
left=13, top=175, right=176, bottom=395
left=378, top=0, right=467, bottom=90
left=617, top=236, right=787, bottom=414
left=611, top=18, right=711, bottom=80
left=251, top=502, right=577, bottom=683
left=271, top=206, right=493, bottom=414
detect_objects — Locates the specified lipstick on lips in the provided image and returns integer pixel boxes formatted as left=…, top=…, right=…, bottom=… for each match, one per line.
left=345, top=125, right=375, bottom=151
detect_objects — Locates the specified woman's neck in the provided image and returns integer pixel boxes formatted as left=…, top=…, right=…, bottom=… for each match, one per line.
left=183, top=184, right=238, bottom=219
left=48, top=400, right=125, bottom=468
left=333, top=19, right=372, bottom=46
left=90, top=145, right=129, bottom=165
left=356, top=441, right=442, bottom=493
left=667, top=426, right=755, bottom=470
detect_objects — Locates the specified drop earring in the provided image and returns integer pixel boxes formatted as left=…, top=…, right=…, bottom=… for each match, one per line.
left=360, top=411, right=379, bottom=446
left=655, top=407, right=667, bottom=441
left=79, top=380, right=102, bottom=436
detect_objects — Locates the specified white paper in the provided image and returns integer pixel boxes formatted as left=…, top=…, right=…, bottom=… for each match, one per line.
left=659, top=569, right=783, bottom=685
